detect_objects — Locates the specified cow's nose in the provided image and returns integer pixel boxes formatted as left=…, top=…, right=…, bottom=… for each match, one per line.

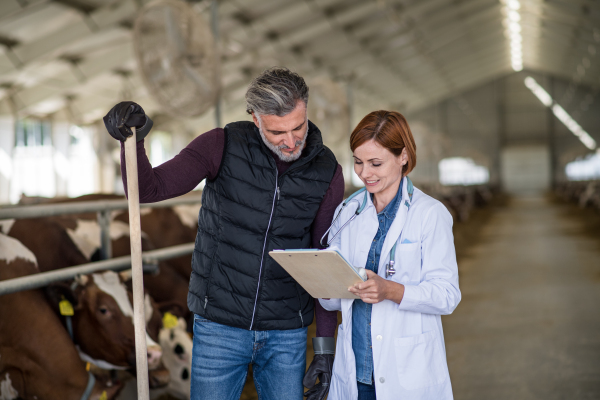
left=147, top=344, right=163, bottom=370
left=174, top=343, right=184, bottom=355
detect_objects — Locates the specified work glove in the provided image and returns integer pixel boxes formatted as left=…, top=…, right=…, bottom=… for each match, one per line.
left=103, top=101, right=153, bottom=142
left=303, top=337, right=335, bottom=400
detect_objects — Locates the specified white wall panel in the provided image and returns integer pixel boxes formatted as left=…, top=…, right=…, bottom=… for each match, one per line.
left=501, top=145, right=550, bottom=195
left=0, top=116, right=14, bottom=204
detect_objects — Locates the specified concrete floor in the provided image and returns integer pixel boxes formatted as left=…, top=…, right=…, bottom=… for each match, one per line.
left=237, top=195, right=600, bottom=400
left=444, top=196, right=600, bottom=400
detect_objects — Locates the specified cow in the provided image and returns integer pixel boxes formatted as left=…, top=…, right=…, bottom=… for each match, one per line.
left=2, top=217, right=169, bottom=388
left=0, top=233, right=122, bottom=400
left=116, top=315, right=193, bottom=400
left=154, top=316, right=193, bottom=399
left=15, top=193, right=196, bottom=319
left=46, top=271, right=163, bottom=370
left=86, top=215, right=191, bottom=321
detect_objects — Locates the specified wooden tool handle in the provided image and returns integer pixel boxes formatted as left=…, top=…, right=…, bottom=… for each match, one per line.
left=124, top=128, right=150, bottom=399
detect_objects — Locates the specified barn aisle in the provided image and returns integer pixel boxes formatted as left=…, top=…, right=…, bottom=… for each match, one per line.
left=444, top=196, right=600, bottom=399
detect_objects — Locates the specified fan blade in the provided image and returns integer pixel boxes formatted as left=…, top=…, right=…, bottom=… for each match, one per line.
left=150, top=65, right=169, bottom=85
left=164, top=6, right=186, bottom=57
left=181, top=60, right=213, bottom=95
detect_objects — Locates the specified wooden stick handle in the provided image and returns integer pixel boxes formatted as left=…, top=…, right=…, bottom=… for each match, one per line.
left=124, top=128, right=150, bottom=399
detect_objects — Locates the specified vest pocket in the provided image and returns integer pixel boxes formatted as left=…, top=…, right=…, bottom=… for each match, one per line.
left=393, top=330, right=446, bottom=390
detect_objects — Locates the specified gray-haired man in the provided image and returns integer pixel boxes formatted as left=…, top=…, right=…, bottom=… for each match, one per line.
left=103, top=67, right=343, bottom=399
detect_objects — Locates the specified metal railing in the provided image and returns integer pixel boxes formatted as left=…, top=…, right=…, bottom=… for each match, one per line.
left=0, top=195, right=201, bottom=295
left=0, top=195, right=202, bottom=219
left=0, top=244, right=195, bottom=296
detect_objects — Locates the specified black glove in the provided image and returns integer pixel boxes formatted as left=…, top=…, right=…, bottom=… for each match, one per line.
left=303, top=337, right=334, bottom=400
left=103, top=101, right=153, bottom=142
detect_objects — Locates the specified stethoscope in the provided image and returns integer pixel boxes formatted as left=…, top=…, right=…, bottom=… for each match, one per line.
left=320, top=177, right=414, bottom=278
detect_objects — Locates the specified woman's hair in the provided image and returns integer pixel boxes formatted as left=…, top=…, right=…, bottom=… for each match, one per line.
left=350, top=110, right=417, bottom=175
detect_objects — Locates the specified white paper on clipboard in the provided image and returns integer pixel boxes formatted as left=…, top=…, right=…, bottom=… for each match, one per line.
left=269, top=249, right=365, bottom=299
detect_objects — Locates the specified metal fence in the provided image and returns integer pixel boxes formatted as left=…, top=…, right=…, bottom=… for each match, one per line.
left=0, top=195, right=201, bottom=295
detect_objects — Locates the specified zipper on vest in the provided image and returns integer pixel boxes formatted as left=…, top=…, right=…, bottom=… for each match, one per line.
left=277, top=186, right=280, bottom=201
left=250, top=173, right=279, bottom=330
left=294, top=284, right=304, bottom=328
left=204, top=296, right=208, bottom=309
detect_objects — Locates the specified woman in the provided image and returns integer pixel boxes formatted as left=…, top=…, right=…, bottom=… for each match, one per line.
left=319, top=111, right=461, bottom=400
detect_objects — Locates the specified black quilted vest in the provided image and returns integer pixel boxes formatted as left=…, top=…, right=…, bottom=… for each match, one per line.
left=187, top=120, right=338, bottom=330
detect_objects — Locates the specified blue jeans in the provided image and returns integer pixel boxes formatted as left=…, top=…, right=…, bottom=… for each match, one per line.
left=191, top=315, right=308, bottom=400
left=357, top=381, right=377, bottom=400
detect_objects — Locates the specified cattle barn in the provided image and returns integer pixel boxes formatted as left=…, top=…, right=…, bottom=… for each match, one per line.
left=1, top=0, right=600, bottom=399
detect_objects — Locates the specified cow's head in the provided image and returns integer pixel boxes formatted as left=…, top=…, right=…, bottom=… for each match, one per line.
left=158, top=315, right=193, bottom=398
left=73, top=272, right=138, bottom=367
left=45, top=272, right=166, bottom=384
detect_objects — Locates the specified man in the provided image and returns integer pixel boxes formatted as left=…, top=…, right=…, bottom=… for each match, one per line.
left=103, top=67, right=342, bottom=400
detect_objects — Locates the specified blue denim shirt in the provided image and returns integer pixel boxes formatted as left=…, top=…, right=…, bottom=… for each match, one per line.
left=352, top=180, right=403, bottom=384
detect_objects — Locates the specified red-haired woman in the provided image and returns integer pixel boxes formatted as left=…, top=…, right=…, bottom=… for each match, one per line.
left=319, top=111, right=461, bottom=400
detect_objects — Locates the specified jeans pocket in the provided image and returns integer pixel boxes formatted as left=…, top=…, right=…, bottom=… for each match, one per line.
left=193, top=314, right=210, bottom=323
left=393, top=331, right=446, bottom=391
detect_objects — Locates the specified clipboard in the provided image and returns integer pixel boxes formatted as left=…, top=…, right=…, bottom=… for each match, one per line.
left=269, top=250, right=366, bottom=299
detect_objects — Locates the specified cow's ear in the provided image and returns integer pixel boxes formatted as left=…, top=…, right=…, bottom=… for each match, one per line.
left=177, top=317, right=187, bottom=331
left=157, top=302, right=186, bottom=319
left=44, top=282, right=79, bottom=312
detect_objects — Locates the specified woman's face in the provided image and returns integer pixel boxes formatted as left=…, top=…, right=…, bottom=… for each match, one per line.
left=353, top=139, right=407, bottom=197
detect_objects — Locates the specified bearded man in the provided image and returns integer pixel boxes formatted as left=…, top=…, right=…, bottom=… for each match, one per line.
left=103, top=67, right=343, bottom=400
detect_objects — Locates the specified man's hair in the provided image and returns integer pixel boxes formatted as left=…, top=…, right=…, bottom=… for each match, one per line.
left=245, top=67, right=309, bottom=116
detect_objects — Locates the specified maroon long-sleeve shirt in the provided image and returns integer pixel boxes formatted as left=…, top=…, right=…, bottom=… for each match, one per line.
left=121, top=127, right=342, bottom=337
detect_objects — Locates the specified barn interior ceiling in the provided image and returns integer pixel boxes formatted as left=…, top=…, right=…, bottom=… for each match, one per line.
left=0, top=0, right=598, bottom=127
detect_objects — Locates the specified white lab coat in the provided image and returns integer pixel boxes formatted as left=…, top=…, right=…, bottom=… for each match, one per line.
left=319, top=177, right=461, bottom=400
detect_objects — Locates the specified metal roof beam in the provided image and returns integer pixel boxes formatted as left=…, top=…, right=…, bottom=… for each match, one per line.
left=0, top=0, right=137, bottom=76
left=13, top=42, right=133, bottom=113
left=0, top=0, right=48, bottom=23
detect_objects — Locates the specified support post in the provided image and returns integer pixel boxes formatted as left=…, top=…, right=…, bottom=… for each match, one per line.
left=97, top=210, right=112, bottom=260
left=547, top=76, right=557, bottom=189
left=496, top=77, right=507, bottom=190
left=211, top=0, right=222, bottom=128
left=345, top=81, right=354, bottom=186
left=0, top=114, right=15, bottom=204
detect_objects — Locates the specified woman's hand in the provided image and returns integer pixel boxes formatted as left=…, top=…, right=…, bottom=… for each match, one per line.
left=348, top=270, right=405, bottom=304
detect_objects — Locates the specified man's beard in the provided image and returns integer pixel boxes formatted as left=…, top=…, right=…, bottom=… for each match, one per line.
left=258, top=121, right=309, bottom=162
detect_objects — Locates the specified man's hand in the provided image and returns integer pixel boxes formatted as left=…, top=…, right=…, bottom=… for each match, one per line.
left=348, top=270, right=405, bottom=304
left=304, top=337, right=334, bottom=400
left=103, top=101, right=153, bottom=142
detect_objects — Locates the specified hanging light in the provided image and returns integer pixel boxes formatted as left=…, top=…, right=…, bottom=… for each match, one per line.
left=524, top=76, right=596, bottom=150
left=502, top=0, right=523, bottom=71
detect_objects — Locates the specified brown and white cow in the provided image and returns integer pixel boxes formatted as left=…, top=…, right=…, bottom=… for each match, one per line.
left=51, top=271, right=163, bottom=371
left=154, top=316, right=193, bottom=399
left=116, top=316, right=193, bottom=400
left=17, top=193, right=197, bottom=316
left=0, top=233, right=122, bottom=400
left=2, top=217, right=168, bottom=387
left=53, top=213, right=191, bottom=322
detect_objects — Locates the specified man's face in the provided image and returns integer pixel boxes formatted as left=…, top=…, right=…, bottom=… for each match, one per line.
left=253, top=101, right=308, bottom=162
